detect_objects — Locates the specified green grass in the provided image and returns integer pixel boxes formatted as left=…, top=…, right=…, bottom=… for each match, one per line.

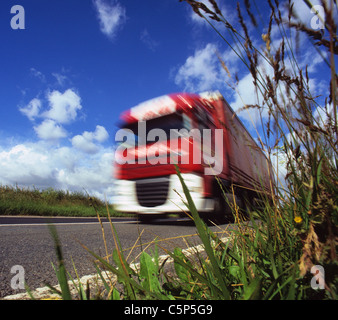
left=0, top=185, right=122, bottom=217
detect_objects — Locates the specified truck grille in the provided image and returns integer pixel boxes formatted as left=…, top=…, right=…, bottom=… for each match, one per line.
left=135, top=176, right=169, bottom=207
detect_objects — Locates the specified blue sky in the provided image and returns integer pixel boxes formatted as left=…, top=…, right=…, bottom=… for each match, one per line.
left=0, top=0, right=334, bottom=199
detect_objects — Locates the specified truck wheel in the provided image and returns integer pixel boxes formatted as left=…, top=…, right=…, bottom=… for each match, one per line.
left=212, top=195, right=231, bottom=224
left=211, top=179, right=235, bottom=223
left=138, top=215, right=153, bottom=223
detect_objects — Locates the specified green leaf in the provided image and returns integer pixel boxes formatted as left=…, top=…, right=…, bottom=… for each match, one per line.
left=139, top=251, right=162, bottom=294
left=173, top=248, right=191, bottom=283
left=242, top=278, right=262, bottom=300
left=229, top=265, right=241, bottom=279
left=112, top=287, right=120, bottom=300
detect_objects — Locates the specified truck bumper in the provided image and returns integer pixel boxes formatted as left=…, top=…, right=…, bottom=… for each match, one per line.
left=113, top=174, right=214, bottom=215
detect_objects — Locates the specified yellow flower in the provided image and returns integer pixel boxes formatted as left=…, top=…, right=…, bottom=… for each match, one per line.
left=294, top=216, right=303, bottom=224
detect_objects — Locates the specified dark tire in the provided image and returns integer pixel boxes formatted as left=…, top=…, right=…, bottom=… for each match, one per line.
left=206, top=194, right=233, bottom=224
left=138, top=214, right=154, bottom=223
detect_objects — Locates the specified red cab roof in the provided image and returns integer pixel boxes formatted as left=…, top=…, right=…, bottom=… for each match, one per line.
left=120, top=92, right=204, bottom=124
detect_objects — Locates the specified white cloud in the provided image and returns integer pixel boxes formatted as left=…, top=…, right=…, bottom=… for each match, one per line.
left=43, top=89, right=82, bottom=124
left=19, top=98, right=41, bottom=121
left=56, top=151, right=114, bottom=198
left=92, top=125, right=109, bottom=142
left=175, top=43, right=225, bottom=92
left=30, top=67, right=46, bottom=82
left=71, top=125, right=109, bottom=154
left=174, top=42, right=265, bottom=123
left=19, top=88, right=82, bottom=142
left=93, top=0, right=126, bottom=39
left=174, top=42, right=240, bottom=93
left=71, top=135, right=99, bottom=154
left=52, top=72, right=68, bottom=86
left=8, top=69, right=113, bottom=200
left=230, top=71, right=264, bottom=123
left=0, top=142, right=114, bottom=201
left=0, top=144, right=59, bottom=186
left=34, top=119, right=68, bottom=141
left=140, top=29, right=159, bottom=51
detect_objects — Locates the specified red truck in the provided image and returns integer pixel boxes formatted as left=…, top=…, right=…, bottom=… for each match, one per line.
left=113, top=91, right=273, bottom=220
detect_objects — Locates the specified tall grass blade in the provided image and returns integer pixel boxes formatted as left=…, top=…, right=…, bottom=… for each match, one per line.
left=48, top=224, right=72, bottom=300
left=175, top=165, right=231, bottom=299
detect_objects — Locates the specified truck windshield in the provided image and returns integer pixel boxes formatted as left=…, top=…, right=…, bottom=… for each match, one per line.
left=118, top=113, right=191, bottom=146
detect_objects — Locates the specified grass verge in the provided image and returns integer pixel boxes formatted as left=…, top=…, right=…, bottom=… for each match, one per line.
left=0, top=185, right=123, bottom=217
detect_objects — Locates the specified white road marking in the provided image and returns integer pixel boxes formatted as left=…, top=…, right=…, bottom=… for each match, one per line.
left=0, top=221, right=134, bottom=227
left=0, top=217, right=189, bottom=227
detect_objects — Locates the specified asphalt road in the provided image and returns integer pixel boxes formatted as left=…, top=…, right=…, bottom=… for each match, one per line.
left=0, top=215, right=231, bottom=298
